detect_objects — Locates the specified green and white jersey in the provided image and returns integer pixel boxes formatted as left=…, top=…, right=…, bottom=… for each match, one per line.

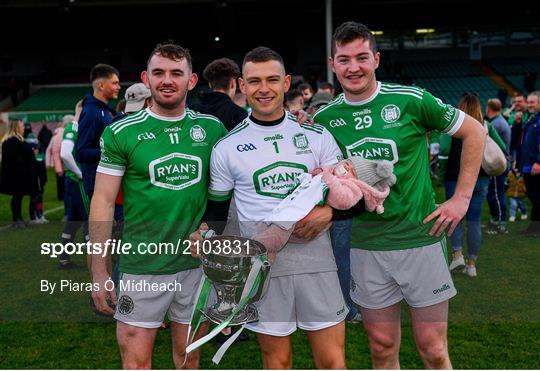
left=98, top=108, right=227, bottom=275
left=209, top=113, right=342, bottom=277
left=313, top=82, right=464, bottom=251
left=62, top=121, right=82, bottom=182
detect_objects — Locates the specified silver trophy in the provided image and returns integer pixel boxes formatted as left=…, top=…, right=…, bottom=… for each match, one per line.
left=200, top=235, right=270, bottom=325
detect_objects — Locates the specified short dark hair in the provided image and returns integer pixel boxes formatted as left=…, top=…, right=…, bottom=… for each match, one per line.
left=148, top=41, right=192, bottom=71
left=332, top=21, right=377, bottom=56
left=487, top=98, right=502, bottom=112
left=89, top=64, right=119, bottom=83
left=285, top=89, right=303, bottom=103
left=242, top=46, right=284, bottom=71
left=298, top=83, right=313, bottom=93
left=203, top=58, right=240, bottom=91
left=319, top=82, right=334, bottom=91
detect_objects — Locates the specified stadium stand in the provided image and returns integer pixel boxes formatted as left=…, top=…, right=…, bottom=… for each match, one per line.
left=14, top=86, right=91, bottom=111
left=9, top=85, right=127, bottom=122
left=489, top=58, right=540, bottom=93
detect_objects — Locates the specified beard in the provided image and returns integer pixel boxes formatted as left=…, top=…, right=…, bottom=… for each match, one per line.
left=152, top=83, right=189, bottom=111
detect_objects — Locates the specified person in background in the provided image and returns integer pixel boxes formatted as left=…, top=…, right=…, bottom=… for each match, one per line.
left=75, top=63, right=120, bottom=200
left=485, top=98, right=511, bottom=235
left=506, top=93, right=529, bottom=166
left=284, top=89, right=304, bottom=112
left=317, top=81, right=335, bottom=97
left=307, top=91, right=333, bottom=117
left=520, top=91, right=540, bottom=236
left=59, top=101, right=86, bottom=269
left=441, top=93, right=506, bottom=277
left=192, top=57, right=248, bottom=130
left=46, top=117, right=72, bottom=204
left=506, top=167, right=528, bottom=222
left=233, top=91, right=248, bottom=110
left=0, top=119, right=38, bottom=228
left=24, top=123, right=48, bottom=224
left=115, top=99, right=126, bottom=114
left=298, top=82, right=314, bottom=108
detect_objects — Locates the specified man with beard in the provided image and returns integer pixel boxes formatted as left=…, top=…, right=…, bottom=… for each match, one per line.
left=90, top=42, right=227, bottom=369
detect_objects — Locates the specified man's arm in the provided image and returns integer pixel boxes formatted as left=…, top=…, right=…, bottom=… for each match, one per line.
left=424, top=114, right=486, bottom=236
left=189, top=198, right=231, bottom=257
left=60, top=140, right=82, bottom=179
left=90, top=172, right=122, bottom=314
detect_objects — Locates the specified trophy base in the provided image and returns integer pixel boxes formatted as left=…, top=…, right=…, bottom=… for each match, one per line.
left=201, top=304, right=258, bottom=326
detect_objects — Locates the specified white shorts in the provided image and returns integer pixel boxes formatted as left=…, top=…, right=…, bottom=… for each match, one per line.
left=114, top=268, right=203, bottom=328
left=350, top=240, right=457, bottom=309
left=245, top=271, right=347, bottom=336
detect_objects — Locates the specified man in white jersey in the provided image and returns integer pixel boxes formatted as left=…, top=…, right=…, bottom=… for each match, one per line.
left=191, top=47, right=350, bottom=368
left=90, top=43, right=227, bottom=369
left=313, top=22, right=486, bottom=369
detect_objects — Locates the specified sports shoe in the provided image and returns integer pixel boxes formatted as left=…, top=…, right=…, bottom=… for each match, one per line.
left=347, top=312, right=363, bottom=324
left=39, top=216, right=49, bottom=224
left=486, top=225, right=508, bottom=235
left=29, top=218, right=44, bottom=225
left=11, top=220, right=27, bottom=229
left=463, top=265, right=477, bottom=277
left=521, top=214, right=528, bottom=220
left=449, top=255, right=466, bottom=271
left=509, top=216, right=516, bottom=222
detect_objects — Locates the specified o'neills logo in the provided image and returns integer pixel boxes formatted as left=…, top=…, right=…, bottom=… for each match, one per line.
left=149, top=153, right=202, bottom=190
left=253, top=161, right=307, bottom=198
left=433, top=283, right=451, bottom=295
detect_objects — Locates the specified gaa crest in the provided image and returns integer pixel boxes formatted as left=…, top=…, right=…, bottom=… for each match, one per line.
left=381, top=104, right=400, bottom=123
left=190, top=125, right=206, bottom=142
left=292, top=133, right=309, bottom=149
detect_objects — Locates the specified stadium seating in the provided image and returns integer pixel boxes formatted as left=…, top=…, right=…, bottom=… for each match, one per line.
left=13, top=85, right=126, bottom=112
left=488, top=58, right=540, bottom=94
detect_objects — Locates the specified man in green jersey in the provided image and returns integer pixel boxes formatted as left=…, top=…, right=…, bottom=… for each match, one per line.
left=90, top=43, right=227, bottom=369
left=313, top=22, right=486, bottom=369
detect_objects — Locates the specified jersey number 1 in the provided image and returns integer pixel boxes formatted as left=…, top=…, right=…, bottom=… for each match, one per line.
left=272, top=141, right=280, bottom=153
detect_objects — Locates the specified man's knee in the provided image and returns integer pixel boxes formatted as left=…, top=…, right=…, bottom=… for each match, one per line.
left=261, top=348, right=292, bottom=369
left=368, top=330, right=400, bottom=359
left=117, top=324, right=154, bottom=369
left=122, top=359, right=152, bottom=369
left=319, top=356, right=346, bottom=369
left=417, top=339, right=449, bottom=367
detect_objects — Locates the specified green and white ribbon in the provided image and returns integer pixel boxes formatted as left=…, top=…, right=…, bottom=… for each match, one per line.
left=186, top=256, right=267, bottom=364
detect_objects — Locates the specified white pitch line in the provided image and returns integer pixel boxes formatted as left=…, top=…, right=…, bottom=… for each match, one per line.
left=44, top=205, right=65, bottom=215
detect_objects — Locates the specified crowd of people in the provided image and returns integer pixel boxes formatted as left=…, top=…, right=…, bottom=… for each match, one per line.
left=0, top=20, right=539, bottom=370
left=435, top=91, right=540, bottom=277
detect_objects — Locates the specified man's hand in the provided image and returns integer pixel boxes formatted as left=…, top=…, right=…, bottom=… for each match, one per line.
left=56, top=170, right=64, bottom=177
left=188, top=223, right=208, bottom=258
left=292, top=205, right=333, bottom=240
left=531, top=163, right=540, bottom=176
left=423, top=195, right=471, bottom=237
left=91, top=270, right=117, bottom=315
left=290, top=110, right=314, bottom=125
